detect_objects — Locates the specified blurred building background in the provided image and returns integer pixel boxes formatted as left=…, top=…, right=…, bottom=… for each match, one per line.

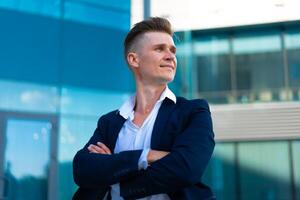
left=0, top=0, right=299, bottom=199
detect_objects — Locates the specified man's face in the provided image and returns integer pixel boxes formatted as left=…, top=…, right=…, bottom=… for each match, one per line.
left=133, top=32, right=177, bottom=85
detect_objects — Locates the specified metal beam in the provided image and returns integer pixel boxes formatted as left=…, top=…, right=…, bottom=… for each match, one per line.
left=144, top=0, right=151, bottom=19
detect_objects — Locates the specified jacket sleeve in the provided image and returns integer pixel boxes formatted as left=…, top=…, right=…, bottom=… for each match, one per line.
left=73, top=115, right=143, bottom=188
left=120, top=100, right=215, bottom=199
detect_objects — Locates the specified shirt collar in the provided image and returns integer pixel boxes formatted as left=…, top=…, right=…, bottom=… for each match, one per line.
left=119, top=86, right=176, bottom=119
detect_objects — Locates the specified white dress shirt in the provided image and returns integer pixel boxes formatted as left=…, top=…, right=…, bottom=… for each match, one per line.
left=110, top=87, right=176, bottom=200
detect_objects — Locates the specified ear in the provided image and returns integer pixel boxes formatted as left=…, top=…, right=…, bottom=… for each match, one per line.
left=127, top=52, right=139, bottom=68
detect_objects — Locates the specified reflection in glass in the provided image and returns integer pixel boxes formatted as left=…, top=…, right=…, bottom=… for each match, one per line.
left=58, top=116, right=98, bottom=200
left=0, top=0, right=60, bottom=17
left=285, top=29, right=300, bottom=88
left=203, top=143, right=237, bottom=200
left=238, top=141, right=292, bottom=200
left=200, top=93, right=232, bottom=104
left=61, top=86, right=129, bottom=116
left=69, top=0, right=130, bottom=11
left=64, top=2, right=130, bottom=30
left=236, top=89, right=284, bottom=104
left=233, top=32, right=284, bottom=92
left=175, top=31, right=193, bottom=98
left=0, top=80, right=58, bottom=113
left=4, top=119, right=51, bottom=200
left=292, top=140, right=300, bottom=200
left=194, top=37, right=231, bottom=93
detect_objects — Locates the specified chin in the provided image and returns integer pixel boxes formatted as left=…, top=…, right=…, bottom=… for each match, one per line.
left=154, top=74, right=175, bottom=85
left=162, top=76, right=175, bottom=83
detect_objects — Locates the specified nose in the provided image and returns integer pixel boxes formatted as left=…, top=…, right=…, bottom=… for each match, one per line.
left=165, top=51, right=176, bottom=61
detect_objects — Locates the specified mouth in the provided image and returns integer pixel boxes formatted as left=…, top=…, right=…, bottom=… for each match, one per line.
left=160, top=64, right=175, bottom=70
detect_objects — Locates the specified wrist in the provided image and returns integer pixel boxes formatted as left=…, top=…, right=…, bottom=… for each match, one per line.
left=138, top=149, right=150, bottom=169
left=147, top=150, right=154, bottom=164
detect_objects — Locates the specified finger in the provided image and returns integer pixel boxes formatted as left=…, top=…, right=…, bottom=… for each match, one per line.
left=97, top=142, right=112, bottom=154
left=88, top=145, right=106, bottom=154
left=88, top=146, right=99, bottom=153
left=88, top=145, right=98, bottom=153
left=93, top=145, right=107, bottom=154
left=89, top=148, right=101, bottom=154
left=96, top=142, right=111, bottom=154
left=91, top=147, right=105, bottom=154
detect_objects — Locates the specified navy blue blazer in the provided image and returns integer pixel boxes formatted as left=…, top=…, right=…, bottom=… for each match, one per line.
left=73, top=97, right=215, bottom=200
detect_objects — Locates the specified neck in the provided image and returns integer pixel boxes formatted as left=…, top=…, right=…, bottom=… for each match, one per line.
left=134, top=82, right=166, bottom=115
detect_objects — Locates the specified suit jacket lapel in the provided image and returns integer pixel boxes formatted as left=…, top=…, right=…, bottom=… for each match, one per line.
left=107, top=111, right=126, bottom=151
left=151, top=98, right=176, bottom=148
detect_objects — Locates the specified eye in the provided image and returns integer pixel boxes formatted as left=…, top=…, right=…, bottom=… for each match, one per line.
left=155, top=46, right=164, bottom=52
left=170, top=47, right=176, bottom=54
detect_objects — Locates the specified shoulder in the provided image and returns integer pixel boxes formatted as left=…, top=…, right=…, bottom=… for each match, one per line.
left=175, top=97, right=213, bottom=131
left=96, top=110, right=119, bottom=126
left=102, top=109, right=120, bottom=119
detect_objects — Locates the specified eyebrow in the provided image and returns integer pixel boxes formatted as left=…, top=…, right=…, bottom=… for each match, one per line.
left=153, top=43, right=177, bottom=51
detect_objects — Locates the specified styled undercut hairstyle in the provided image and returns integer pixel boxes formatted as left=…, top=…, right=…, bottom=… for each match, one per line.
left=124, top=17, right=173, bottom=60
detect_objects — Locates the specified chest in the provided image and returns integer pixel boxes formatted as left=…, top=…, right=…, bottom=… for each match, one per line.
left=132, top=112, right=149, bottom=127
left=113, top=116, right=156, bottom=153
left=106, top=102, right=189, bottom=153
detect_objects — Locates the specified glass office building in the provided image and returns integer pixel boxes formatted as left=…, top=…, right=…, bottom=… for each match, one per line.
left=0, top=0, right=132, bottom=199
left=1, top=0, right=300, bottom=199
left=175, top=23, right=300, bottom=200
left=175, top=25, right=300, bottom=103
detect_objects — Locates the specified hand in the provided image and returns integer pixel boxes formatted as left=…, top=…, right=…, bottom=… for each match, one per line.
left=147, top=150, right=170, bottom=164
left=88, top=142, right=112, bottom=155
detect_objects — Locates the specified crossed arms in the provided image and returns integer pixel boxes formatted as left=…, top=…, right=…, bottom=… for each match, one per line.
left=73, top=100, right=215, bottom=199
left=88, top=142, right=169, bottom=166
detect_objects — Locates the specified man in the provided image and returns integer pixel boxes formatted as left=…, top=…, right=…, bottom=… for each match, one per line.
left=73, top=17, right=215, bottom=200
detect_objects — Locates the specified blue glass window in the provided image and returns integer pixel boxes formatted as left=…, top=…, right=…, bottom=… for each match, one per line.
left=0, top=80, right=58, bottom=114
left=285, top=29, right=300, bottom=89
left=0, top=0, right=60, bottom=17
left=66, top=0, right=130, bottom=11
left=64, top=2, right=130, bottom=30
